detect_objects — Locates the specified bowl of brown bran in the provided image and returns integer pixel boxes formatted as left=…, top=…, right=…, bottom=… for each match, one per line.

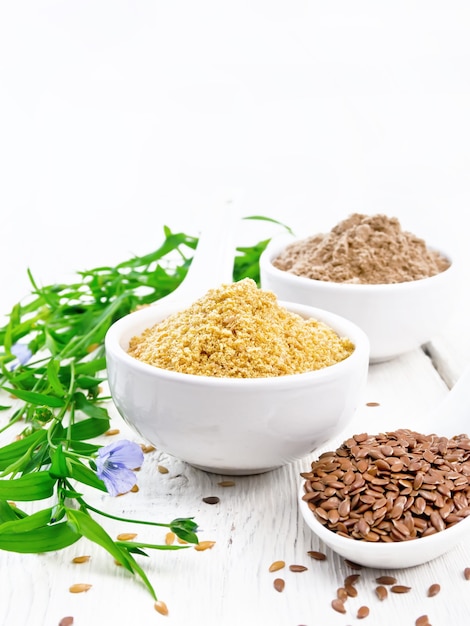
left=260, top=213, right=458, bottom=362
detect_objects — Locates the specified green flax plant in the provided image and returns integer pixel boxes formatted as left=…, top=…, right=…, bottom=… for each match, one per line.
left=0, top=216, right=291, bottom=600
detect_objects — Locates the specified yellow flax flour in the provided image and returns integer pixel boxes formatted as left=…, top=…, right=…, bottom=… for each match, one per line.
left=127, top=278, right=354, bottom=378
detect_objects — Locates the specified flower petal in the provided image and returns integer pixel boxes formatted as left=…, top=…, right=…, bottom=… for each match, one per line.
left=98, top=466, right=138, bottom=497
left=95, top=440, right=144, bottom=496
left=98, top=440, right=144, bottom=469
left=9, top=343, right=32, bottom=371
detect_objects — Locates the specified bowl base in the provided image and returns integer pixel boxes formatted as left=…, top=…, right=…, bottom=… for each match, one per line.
left=189, top=462, right=282, bottom=476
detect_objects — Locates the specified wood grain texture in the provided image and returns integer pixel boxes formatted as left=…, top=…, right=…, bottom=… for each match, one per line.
left=2, top=343, right=470, bottom=625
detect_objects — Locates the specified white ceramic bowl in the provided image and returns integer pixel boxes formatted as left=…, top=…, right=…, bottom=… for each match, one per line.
left=299, top=483, right=470, bottom=568
left=105, top=298, right=370, bottom=475
left=260, top=236, right=458, bottom=363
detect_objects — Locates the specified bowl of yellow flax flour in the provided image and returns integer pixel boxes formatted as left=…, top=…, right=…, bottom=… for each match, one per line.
left=105, top=278, right=369, bottom=475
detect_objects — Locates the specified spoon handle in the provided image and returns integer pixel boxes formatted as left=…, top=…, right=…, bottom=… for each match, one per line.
left=429, top=363, right=470, bottom=437
left=153, top=203, right=238, bottom=307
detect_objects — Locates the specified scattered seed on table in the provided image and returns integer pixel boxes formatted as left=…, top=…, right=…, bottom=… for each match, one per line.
left=116, top=532, right=137, bottom=541
left=344, top=574, right=360, bottom=586
left=331, top=598, right=346, bottom=614
left=427, top=583, right=440, bottom=597
left=59, top=617, right=74, bottom=626
left=391, top=585, right=411, bottom=594
left=336, top=587, right=348, bottom=601
left=104, top=428, right=120, bottom=436
left=157, top=465, right=169, bottom=474
left=289, top=564, right=308, bottom=572
left=375, top=576, right=397, bottom=585
left=165, top=532, right=176, bottom=545
left=464, top=567, right=470, bottom=580
left=366, top=402, right=380, bottom=407
left=345, top=583, right=358, bottom=597
left=154, top=600, right=169, bottom=615
left=141, top=444, right=156, bottom=453
left=269, top=560, right=285, bottom=573
left=130, top=484, right=139, bottom=492
left=194, top=540, right=216, bottom=551
left=217, top=480, right=235, bottom=487
left=202, top=496, right=220, bottom=505
left=375, top=585, right=388, bottom=601
left=415, top=616, right=431, bottom=626
left=71, top=556, right=90, bottom=564
left=357, top=606, right=370, bottom=619
left=273, top=578, right=285, bottom=592
left=307, top=550, right=326, bottom=561
left=69, top=584, right=92, bottom=594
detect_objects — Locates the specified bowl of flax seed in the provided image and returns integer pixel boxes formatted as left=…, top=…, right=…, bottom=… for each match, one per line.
left=299, top=428, right=470, bottom=568
left=105, top=278, right=370, bottom=475
left=259, top=213, right=458, bottom=363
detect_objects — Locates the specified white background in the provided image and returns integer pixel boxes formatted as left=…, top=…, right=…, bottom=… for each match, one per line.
left=1, top=1, right=469, bottom=312
left=1, top=6, right=470, bottom=625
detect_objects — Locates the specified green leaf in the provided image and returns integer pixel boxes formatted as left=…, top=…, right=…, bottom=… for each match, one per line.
left=170, top=517, right=199, bottom=544
left=49, top=445, right=69, bottom=479
left=0, top=521, right=81, bottom=553
left=67, top=508, right=157, bottom=599
left=68, top=460, right=107, bottom=492
left=75, top=357, right=107, bottom=376
left=75, top=375, right=105, bottom=390
left=0, top=500, right=22, bottom=523
left=1, top=387, right=65, bottom=408
left=0, top=507, right=53, bottom=533
left=242, top=214, right=295, bottom=235
left=69, top=417, right=111, bottom=440
left=0, top=430, right=47, bottom=470
left=0, top=471, right=56, bottom=501
left=67, top=508, right=131, bottom=568
left=74, top=392, right=109, bottom=420
left=46, top=359, right=65, bottom=395
left=66, top=440, right=100, bottom=456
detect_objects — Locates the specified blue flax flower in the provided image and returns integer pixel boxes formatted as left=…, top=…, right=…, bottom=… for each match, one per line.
left=96, top=440, right=144, bottom=496
left=9, top=342, right=32, bottom=370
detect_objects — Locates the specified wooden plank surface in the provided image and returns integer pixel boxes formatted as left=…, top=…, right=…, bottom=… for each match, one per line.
left=2, top=342, right=469, bottom=625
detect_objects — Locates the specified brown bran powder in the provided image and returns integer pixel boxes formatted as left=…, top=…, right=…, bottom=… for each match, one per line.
left=272, top=213, right=451, bottom=285
left=127, top=278, right=354, bottom=377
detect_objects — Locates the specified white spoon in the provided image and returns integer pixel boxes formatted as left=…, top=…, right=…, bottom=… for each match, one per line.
left=299, top=364, right=470, bottom=569
left=152, top=203, right=237, bottom=307
left=426, top=363, right=470, bottom=437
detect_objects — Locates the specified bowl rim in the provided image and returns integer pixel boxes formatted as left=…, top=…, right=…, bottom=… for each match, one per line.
left=105, top=298, right=370, bottom=386
left=298, top=481, right=470, bottom=555
left=260, top=235, right=456, bottom=292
